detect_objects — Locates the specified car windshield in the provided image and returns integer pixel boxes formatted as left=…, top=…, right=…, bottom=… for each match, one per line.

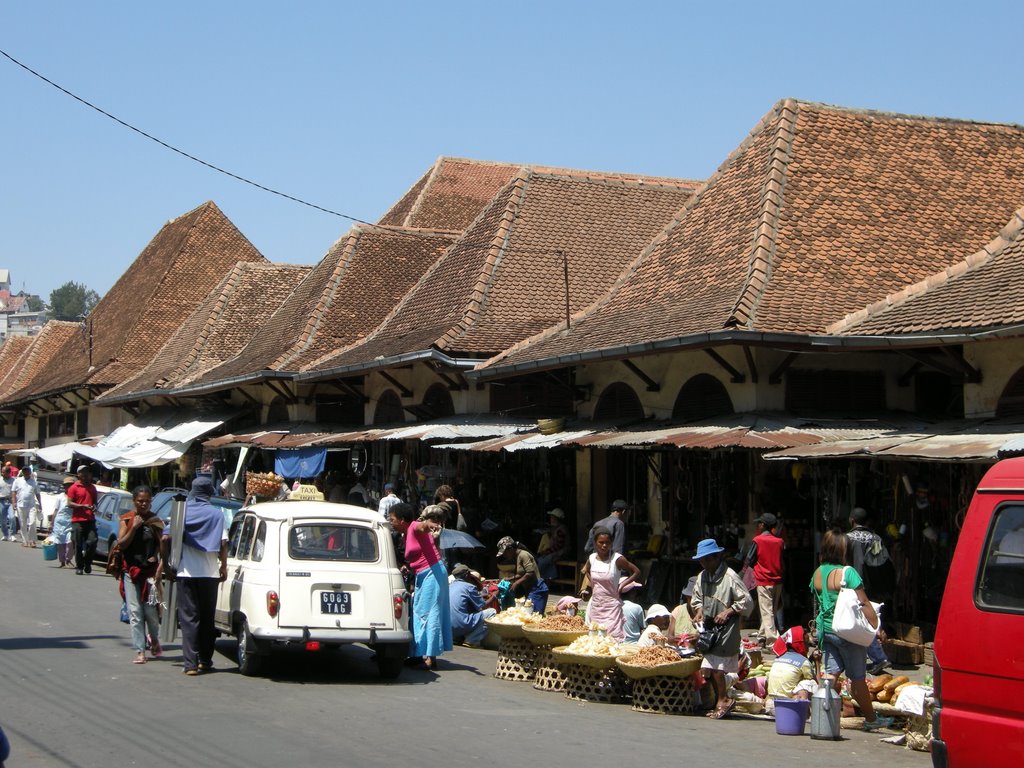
left=288, top=524, right=378, bottom=562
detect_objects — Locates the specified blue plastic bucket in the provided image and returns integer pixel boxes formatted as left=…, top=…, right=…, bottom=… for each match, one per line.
left=42, top=543, right=58, bottom=561
left=774, top=697, right=811, bottom=735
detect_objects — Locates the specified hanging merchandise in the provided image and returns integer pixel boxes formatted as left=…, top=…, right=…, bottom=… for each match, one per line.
left=275, top=447, right=327, bottom=479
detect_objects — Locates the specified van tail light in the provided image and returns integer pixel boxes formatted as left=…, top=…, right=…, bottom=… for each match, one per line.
left=266, top=591, right=280, bottom=618
left=394, top=592, right=405, bottom=619
left=305, top=641, right=321, bottom=652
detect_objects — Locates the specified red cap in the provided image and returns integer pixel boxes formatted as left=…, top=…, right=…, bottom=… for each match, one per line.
left=773, top=625, right=806, bottom=657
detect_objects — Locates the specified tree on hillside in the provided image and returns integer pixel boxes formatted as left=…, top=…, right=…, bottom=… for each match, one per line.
left=49, top=282, right=100, bottom=321
left=25, top=295, right=44, bottom=312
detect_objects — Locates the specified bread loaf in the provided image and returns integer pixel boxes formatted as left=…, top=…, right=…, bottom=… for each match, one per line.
left=883, top=675, right=910, bottom=692
left=867, top=674, right=893, bottom=693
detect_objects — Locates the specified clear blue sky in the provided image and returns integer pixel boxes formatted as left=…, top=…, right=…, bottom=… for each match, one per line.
left=2, top=1, right=1021, bottom=302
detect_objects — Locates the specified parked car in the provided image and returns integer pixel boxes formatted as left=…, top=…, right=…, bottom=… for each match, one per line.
left=93, top=487, right=135, bottom=560
left=931, top=457, right=1024, bottom=768
left=37, top=479, right=63, bottom=533
left=212, top=500, right=411, bottom=678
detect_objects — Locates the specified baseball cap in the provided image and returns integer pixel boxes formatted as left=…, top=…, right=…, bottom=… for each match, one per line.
left=76, top=464, right=90, bottom=473
left=451, top=563, right=471, bottom=579
left=383, top=482, right=394, bottom=492
left=548, top=507, right=565, bottom=520
left=496, top=536, right=516, bottom=556
left=62, top=476, right=76, bottom=485
left=755, top=512, right=778, bottom=528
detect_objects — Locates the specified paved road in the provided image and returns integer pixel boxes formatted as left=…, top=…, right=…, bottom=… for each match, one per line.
left=0, top=543, right=929, bottom=767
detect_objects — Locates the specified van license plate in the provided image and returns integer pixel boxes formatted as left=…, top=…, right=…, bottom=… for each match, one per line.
left=320, top=591, right=351, bottom=614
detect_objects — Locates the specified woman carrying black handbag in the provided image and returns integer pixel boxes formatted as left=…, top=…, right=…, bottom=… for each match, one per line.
left=691, top=538, right=754, bottom=719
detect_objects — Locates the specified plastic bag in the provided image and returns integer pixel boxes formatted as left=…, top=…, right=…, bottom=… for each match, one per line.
left=119, top=601, right=130, bottom=624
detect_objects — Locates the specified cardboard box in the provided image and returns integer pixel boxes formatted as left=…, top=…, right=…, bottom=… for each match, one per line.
left=884, top=638, right=925, bottom=665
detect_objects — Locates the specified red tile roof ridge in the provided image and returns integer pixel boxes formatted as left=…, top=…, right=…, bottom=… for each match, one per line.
left=1, top=321, right=80, bottom=402
left=789, top=99, right=1024, bottom=132
left=725, top=99, right=800, bottom=329
left=479, top=100, right=798, bottom=372
left=525, top=168, right=700, bottom=191
left=400, top=158, right=446, bottom=229
left=431, top=155, right=700, bottom=186
left=829, top=205, right=1024, bottom=334
left=434, top=173, right=531, bottom=352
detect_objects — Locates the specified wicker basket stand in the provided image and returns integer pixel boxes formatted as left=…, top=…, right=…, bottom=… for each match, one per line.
left=494, top=637, right=539, bottom=681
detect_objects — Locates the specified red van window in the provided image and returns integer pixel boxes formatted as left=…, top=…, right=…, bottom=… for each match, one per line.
left=976, top=502, right=1024, bottom=614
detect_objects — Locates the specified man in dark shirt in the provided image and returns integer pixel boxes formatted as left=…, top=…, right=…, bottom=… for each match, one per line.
left=848, top=507, right=896, bottom=674
left=67, top=465, right=98, bottom=575
left=583, top=499, right=628, bottom=555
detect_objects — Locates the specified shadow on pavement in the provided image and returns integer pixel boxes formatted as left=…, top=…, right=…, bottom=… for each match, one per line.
left=0, top=634, right=120, bottom=651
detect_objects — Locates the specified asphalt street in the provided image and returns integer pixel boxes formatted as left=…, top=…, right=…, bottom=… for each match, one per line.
left=0, top=543, right=929, bottom=768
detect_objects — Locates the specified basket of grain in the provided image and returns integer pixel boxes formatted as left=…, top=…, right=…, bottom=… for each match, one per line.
left=522, top=615, right=588, bottom=647
left=616, top=648, right=703, bottom=680
left=551, top=634, right=624, bottom=669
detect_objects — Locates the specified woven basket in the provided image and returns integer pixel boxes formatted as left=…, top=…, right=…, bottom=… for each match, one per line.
left=484, top=618, right=528, bottom=639
left=551, top=646, right=620, bottom=669
left=537, top=417, right=566, bottom=435
left=522, top=626, right=587, bottom=647
left=616, top=654, right=702, bottom=680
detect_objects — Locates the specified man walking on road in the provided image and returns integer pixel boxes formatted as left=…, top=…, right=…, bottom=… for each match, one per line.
left=584, top=499, right=628, bottom=555
left=67, top=465, right=99, bottom=574
left=165, top=476, right=228, bottom=676
left=11, top=467, right=42, bottom=547
left=0, top=466, right=14, bottom=541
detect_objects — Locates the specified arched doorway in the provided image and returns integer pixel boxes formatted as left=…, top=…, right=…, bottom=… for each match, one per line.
left=266, top=396, right=289, bottom=424
left=421, top=383, right=455, bottom=419
left=672, top=373, right=734, bottom=422
left=997, top=366, right=1024, bottom=418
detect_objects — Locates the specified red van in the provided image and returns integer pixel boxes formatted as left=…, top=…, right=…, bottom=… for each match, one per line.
left=931, top=458, right=1024, bottom=768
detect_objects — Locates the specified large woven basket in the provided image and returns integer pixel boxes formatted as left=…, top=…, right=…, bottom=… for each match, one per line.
left=551, top=646, right=620, bottom=669
left=616, top=654, right=702, bottom=680
left=484, top=617, right=528, bottom=639
left=522, top=625, right=587, bottom=647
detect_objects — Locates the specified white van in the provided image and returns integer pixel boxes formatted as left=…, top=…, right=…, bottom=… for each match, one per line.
left=213, top=500, right=411, bottom=678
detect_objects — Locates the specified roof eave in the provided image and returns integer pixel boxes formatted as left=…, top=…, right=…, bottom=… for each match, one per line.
left=296, top=349, right=479, bottom=382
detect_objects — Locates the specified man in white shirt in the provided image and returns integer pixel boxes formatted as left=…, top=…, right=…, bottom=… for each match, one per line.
left=0, top=466, right=14, bottom=541
left=377, top=483, right=401, bottom=520
left=11, top=467, right=41, bottom=547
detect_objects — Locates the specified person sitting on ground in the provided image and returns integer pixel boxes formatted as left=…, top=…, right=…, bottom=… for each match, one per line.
left=638, top=604, right=672, bottom=647
left=669, top=575, right=699, bottom=646
left=620, top=577, right=646, bottom=643
left=448, top=563, right=496, bottom=647
left=764, top=625, right=816, bottom=716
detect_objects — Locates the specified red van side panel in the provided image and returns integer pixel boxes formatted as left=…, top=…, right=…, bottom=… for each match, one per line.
left=933, top=458, right=1024, bottom=768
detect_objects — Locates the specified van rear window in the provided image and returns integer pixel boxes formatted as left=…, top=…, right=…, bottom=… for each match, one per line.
left=288, top=524, right=378, bottom=562
left=976, top=503, right=1024, bottom=614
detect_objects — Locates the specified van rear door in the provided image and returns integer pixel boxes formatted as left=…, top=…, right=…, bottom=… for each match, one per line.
left=934, top=482, right=1024, bottom=768
left=277, top=519, right=396, bottom=631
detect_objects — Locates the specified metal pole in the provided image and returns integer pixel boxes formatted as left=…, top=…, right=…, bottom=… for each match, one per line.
left=160, top=495, right=187, bottom=644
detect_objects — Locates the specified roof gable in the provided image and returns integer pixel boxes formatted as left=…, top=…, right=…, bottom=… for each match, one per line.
left=0, top=322, right=82, bottom=403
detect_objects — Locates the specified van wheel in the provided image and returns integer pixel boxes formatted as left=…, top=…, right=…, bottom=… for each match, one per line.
left=237, top=621, right=263, bottom=677
left=377, top=656, right=403, bottom=679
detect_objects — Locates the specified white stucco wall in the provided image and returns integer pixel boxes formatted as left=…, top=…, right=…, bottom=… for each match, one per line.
left=964, top=337, right=1024, bottom=418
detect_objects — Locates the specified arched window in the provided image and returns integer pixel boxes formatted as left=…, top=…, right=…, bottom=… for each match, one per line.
left=373, top=389, right=405, bottom=425
left=673, top=374, right=734, bottom=422
left=593, top=382, right=644, bottom=422
left=266, top=397, right=289, bottom=424
left=422, top=383, right=455, bottom=419
left=997, top=366, right=1024, bottom=418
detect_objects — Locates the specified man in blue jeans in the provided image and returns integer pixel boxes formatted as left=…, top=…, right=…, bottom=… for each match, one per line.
left=448, top=564, right=496, bottom=646
left=0, top=466, right=14, bottom=541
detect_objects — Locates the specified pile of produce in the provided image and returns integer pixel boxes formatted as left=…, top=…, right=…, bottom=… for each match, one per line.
left=535, top=614, right=586, bottom=631
left=867, top=674, right=913, bottom=704
left=564, top=633, right=623, bottom=657
left=246, top=472, right=284, bottom=498
left=625, top=646, right=684, bottom=667
left=490, top=606, right=541, bottom=625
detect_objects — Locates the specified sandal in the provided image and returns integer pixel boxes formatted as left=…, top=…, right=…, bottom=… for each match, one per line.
left=708, top=700, right=736, bottom=720
left=150, top=644, right=163, bottom=658
left=132, top=654, right=147, bottom=664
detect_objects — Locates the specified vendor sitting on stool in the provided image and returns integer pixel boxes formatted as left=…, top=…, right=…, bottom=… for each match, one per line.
left=449, top=563, right=496, bottom=647
left=765, top=625, right=816, bottom=715
left=496, top=536, right=549, bottom=614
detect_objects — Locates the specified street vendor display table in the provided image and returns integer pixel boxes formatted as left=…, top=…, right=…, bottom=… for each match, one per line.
left=485, top=619, right=539, bottom=681
left=552, top=647, right=630, bottom=704
left=616, top=654, right=702, bottom=715
left=522, top=625, right=586, bottom=693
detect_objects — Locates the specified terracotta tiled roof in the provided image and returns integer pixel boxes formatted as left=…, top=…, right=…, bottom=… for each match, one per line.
left=8, top=201, right=266, bottom=404
left=378, top=156, right=700, bottom=234
left=95, top=262, right=312, bottom=403
left=303, top=169, right=697, bottom=375
left=831, top=206, right=1024, bottom=335
left=167, top=225, right=458, bottom=393
left=0, top=336, right=36, bottom=402
left=0, top=322, right=82, bottom=403
left=481, top=100, right=1024, bottom=374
